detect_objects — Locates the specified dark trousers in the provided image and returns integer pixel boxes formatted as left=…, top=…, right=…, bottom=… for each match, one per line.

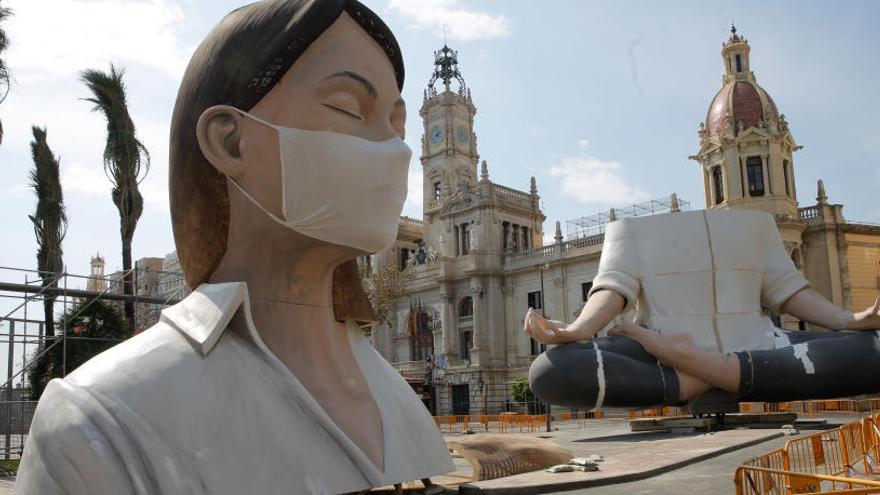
left=528, top=330, right=880, bottom=409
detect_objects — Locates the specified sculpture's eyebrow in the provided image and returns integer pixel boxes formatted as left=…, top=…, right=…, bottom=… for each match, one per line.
left=322, top=71, right=377, bottom=99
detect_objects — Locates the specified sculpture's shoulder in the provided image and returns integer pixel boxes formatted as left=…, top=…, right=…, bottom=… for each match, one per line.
left=704, top=208, right=774, bottom=231
left=17, top=337, right=177, bottom=495
left=616, top=209, right=773, bottom=242
left=65, top=319, right=205, bottom=397
left=18, top=321, right=246, bottom=494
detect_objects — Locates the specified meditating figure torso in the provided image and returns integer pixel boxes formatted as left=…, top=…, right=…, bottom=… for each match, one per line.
left=590, top=208, right=807, bottom=353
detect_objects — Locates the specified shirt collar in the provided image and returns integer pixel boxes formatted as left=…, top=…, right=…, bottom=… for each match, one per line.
left=160, top=282, right=249, bottom=356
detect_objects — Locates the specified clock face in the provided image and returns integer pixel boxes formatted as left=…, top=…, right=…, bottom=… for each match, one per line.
left=456, top=125, right=469, bottom=143
left=430, top=126, right=444, bottom=145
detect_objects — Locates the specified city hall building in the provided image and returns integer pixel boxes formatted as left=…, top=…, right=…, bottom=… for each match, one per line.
left=367, top=28, right=880, bottom=416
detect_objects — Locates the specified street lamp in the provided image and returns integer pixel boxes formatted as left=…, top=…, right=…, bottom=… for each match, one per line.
left=537, top=260, right=552, bottom=432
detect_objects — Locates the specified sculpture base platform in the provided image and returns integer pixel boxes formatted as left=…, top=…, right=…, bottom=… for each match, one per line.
left=454, top=427, right=785, bottom=494
left=629, top=412, right=800, bottom=432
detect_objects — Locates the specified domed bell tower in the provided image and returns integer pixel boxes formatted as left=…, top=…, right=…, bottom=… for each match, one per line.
left=420, top=45, right=479, bottom=215
left=691, top=25, right=804, bottom=247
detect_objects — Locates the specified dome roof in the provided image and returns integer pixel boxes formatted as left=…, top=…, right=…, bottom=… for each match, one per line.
left=706, top=80, right=779, bottom=137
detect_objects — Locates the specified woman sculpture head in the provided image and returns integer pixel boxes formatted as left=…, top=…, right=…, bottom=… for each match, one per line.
left=169, top=0, right=407, bottom=320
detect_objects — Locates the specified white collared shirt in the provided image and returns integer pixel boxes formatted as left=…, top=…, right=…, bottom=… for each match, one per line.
left=16, top=282, right=453, bottom=495
left=590, top=209, right=810, bottom=353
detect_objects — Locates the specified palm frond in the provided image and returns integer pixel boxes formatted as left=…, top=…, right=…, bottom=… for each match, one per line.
left=29, top=125, right=67, bottom=283
left=80, top=64, right=149, bottom=237
left=0, top=3, right=12, bottom=142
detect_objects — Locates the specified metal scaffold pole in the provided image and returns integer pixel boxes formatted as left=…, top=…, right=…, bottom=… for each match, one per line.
left=62, top=268, right=67, bottom=377
left=4, top=320, right=13, bottom=460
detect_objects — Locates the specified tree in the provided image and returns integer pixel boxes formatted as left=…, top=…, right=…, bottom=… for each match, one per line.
left=28, top=298, right=127, bottom=399
left=361, top=263, right=413, bottom=323
left=0, top=3, right=12, bottom=144
left=81, top=64, right=149, bottom=335
left=28, top=126, right=67, bottom=338
left=509, top=377, right=544, bottom=414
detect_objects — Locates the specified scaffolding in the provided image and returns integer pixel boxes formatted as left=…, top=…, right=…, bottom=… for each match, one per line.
left=565, top=193, right=691, bottom=240
left=0, top=265, right=186, bottom=460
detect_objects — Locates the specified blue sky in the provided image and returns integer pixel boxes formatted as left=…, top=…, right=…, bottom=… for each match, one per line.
left=1, top=0, right=878, bottom=281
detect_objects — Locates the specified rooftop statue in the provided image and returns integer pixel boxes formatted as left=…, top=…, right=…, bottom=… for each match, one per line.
left=526, top=209, right=880, bottom=410
left=16, top=1, right=453, bottom=493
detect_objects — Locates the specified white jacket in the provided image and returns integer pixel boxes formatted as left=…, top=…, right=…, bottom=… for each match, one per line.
left=16, top=282, right=453, bottom=495
left=589, top=209, right=809, bottom=353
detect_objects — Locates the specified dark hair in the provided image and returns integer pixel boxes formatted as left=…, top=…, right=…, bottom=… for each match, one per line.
left=169, top=0, right=402, bottom=320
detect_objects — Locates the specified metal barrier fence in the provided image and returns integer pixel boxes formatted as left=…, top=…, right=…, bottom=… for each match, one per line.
left=736, top=413, right=880, bottom=494
left=434, top=401, right=880, bottom=438
left=742, top=400, right=880, bottom=416
left=434, top=411, right=604, bottom=434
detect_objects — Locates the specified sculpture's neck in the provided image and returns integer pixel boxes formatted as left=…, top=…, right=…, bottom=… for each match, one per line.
left=209, top=181, right=355, bottom=313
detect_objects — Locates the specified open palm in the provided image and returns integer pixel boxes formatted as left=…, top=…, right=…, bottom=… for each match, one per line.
left=850, top=297, right=880, bottom=330
left=523, top=308, right=573, bottom=345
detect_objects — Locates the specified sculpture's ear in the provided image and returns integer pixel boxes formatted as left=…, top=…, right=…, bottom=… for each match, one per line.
left=196, top=105, right=245, bottom=178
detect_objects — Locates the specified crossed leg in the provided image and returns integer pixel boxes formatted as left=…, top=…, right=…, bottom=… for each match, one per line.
left=529, top=334, right=714, bottom=409
left=609, top=323, right=742, bottom=395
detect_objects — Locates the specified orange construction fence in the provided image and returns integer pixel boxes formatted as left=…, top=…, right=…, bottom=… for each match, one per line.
left=432, top=399, right=880, bottom=436
left=736, top=413, right=880, bottom=494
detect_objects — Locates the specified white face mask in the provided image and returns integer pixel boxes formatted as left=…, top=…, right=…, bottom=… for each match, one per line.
left=227, top=108, right=411, bottom=253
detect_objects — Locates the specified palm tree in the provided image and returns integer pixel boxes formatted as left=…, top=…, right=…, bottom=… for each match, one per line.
left=29, top=126, right=67, bottom=338
left=81, top=64, right=149, bottom=334
left=0, top=3, right=14, bottom=144
left=28, top=297, right=127, bottom=399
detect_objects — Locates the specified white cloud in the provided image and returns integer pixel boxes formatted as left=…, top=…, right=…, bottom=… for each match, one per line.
left=577, top=139, right=590, bottom=149
left=61, top=161, right=109, bottom=196
left=387, top=0, right=511, bottom=42
left=549, top=155, right=650, bottom=205
left=1, top=0, right=187, bottom=214
left=5, top=0, right=189, bottom=83
left=402, top=164, right=423, bottom=218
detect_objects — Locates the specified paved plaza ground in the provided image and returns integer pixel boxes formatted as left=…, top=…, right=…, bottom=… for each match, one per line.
left=447, top=414, right=856, bottom=494
left=0, top=414, right=859, bottom=494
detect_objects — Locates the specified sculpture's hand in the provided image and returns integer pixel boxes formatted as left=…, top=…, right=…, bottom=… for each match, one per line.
left=847, top=297, right=880, bottom=330
left=523, top=308, right=577, bottom=345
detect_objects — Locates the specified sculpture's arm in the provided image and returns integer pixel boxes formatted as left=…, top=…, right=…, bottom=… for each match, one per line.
left=16, top=380, right=138, bottom=495
left=524, top=289, right=625, bottom=344
left=780, top=288, right=880, bottom=331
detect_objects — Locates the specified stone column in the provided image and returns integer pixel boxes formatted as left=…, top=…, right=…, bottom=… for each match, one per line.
left=703, top=167, right=711, bottom=208
left=470, top=280, right=484, bottom=367
left=439, top=288, right=456, bottom=357
left=762, top=153, right=771, bottom=195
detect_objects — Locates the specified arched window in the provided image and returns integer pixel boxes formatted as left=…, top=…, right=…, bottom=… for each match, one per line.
left=712, top=166, right=724, bottom=204
left=458, top=297, right=473, bottom=321
left=783, top=160, right=791, bottom=197
left=411, top=310, right=435, bottom=362
left=746, top=156, right=765, bottom=197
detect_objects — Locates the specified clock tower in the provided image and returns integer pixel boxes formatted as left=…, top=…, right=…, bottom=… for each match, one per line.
left=420, top=45, right=479, bottom=212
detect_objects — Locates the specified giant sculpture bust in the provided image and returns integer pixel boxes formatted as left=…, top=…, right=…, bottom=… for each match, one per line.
left=16, top=1, right=453, bottom=493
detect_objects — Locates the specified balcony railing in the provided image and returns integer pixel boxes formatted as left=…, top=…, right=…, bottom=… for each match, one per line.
left=458, top=315, right=474, bottom=325
left=444, top=357, right=471, bottom=369
left=398, top=216, right=424, bottom=233
left=493, top=184, right=532, bottom=202
left=798, top=206, right=821, bottom=221
left=391, top=360, right=428, bottom=374
left=508, top=233, right=605, bottom=262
